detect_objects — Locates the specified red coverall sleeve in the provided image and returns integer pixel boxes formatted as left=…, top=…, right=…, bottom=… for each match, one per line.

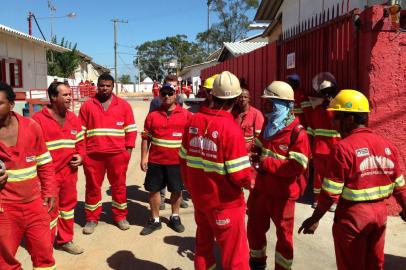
left=78, top=104, right=88, bottom=139
left=391, top=147, right=406, bottom=204
left=32, top=121, right=57, bottom=198
left=223, top=126, right=252, bottom=189
left=262, top=129, right=310, bottom=178
left=254, top=111, right=264, bottom=136
left=124, top=102, right=137, bottom=148
left=317, top=144, right=350, bottom=212
left=141, top=113, right=152, bottom=141
left=179, top=125, right=189, bottom=189
left=75, top=118, right=86, bottom=158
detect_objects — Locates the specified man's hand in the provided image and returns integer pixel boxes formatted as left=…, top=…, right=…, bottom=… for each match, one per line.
left=127, top=148, right=133, bottom=156
left=69, top=154, right=83, bottom=168
left=0, top=169, right=8, bottom=190
left=43, top=197, right=56, bottom=213
left=140, top=158, right=148, bottom=172
left=298, top=216, right=320, bottom=234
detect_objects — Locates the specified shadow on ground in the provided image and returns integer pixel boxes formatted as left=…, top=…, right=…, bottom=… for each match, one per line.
left=384, top=254, right=406, bottom=270
left=164, top=235, right=195, bottom=261
left=107, top=250, right=166, bottom=270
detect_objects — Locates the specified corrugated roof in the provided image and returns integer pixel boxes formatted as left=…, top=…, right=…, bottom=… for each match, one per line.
left=223, top=42, right=268, bottom=56
left=0, top=24, right=69, bottom=53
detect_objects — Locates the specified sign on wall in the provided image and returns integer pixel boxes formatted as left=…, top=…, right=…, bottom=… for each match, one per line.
left=287, top=52, right=295, bottom=69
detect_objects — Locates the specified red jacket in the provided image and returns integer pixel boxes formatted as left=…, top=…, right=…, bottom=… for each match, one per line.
left=179, top=107, right=253, bottom=210
left=32, top=107, right=85, bottom=173
left=79, top=95, right=137, bottom=154
left=318, top=128, right=406, bottom=212
left=142, top=105, right=191, bottom=165
left=0, top=113, right=56, bottom=203
left=293, top=91, right=307, bottom=128
left=235, top=105, right=264, bottom=152
left=311, top=104, right=340, bottom=155
left=253, top=118, right=311, bottom=200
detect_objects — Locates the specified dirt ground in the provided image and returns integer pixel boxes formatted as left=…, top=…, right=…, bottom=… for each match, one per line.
left=17, top=100, right=406, bottom=270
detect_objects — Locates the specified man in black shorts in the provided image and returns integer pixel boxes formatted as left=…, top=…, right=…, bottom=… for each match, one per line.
left=140, top=83, right=191, bottom=235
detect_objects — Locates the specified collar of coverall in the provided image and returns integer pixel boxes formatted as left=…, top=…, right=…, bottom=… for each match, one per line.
left=93, top=93, right=118, bottom=107
left=200, top=106, right=234, bottom=120
left=156, top=104, right=183, bottom=115
left=41, top=106, right=74, bottom=121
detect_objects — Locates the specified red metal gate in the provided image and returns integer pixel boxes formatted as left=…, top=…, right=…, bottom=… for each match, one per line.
left=201, top=5, right=361, bottom=102
left=278, top=5, right=360, bottom=96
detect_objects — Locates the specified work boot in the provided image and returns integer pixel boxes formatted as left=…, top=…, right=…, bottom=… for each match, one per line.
left=169, top=215, right=185, bottom=233
left=180, top=199, right=189, bottom=209
left=159, top=197, right=166, bottom=210
left=82, top=221, right=98, bottom=235
left=328, top=203, right=337, bottom=212
left=140, top=218, right=162, bottom=235
left=311, top=202, right=318, bottom=209
left=59, top=241, right=84, bottom=255
left=249, top=259, right=266, bottom=270
left=117, top=219, right=130, bottom=230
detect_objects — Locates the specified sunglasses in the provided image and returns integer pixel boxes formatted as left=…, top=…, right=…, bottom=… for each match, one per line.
left=160, top=91, right=175, bottom=97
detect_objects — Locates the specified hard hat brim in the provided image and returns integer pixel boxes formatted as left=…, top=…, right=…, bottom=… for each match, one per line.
left=212, top=93, right=241, bottom=99
left=261, top=94, right=294, bottom=101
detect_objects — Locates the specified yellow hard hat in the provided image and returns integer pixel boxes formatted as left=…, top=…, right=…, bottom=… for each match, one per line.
left=328, top=89, right=370, bottom=112
left=203, top=74, right=219, bottom=90
left=212, top=71, right=242, bottom=99
left=262, top=81, right=294, bottom=101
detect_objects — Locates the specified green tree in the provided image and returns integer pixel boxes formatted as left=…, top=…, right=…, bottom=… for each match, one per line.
left=136, top=35, right=207, bottom=81
left=118, top=74, right=132, bottom=84
left=197, top=0, right=259, bottom=51
left=47, top=36, right=81, bottom=78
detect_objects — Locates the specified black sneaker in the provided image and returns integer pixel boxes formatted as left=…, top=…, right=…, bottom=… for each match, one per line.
left=169, top=215, right=185, bottom=233
left=180, top=199, right=189, bottom=209
left=249, top=259, right=266, bottom=270
left=140, top=218, right=162, bottom=235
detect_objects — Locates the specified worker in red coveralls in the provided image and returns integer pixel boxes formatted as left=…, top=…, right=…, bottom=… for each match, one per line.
left=79, top=73, right=137, bottom=234
left=309, top=72, right=341, bottom=211
left=152, top=80, right=160, bottom=98
left=286, top=74, right=308, bottom=128
left=32, top=82, right=85, bottom=255
left=247, top=81, right=310, bottom=270
left=0, top=82, right=57, bottom=270
left=179, top=71, right=254, bottom=270
left=235, top=88, right=264, bottom=152
left=140, top=83, right=192, bottom=235
left=299, top=89, right=406, bottom=270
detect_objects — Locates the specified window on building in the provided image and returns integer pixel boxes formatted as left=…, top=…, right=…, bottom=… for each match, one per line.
left=9, top=59, right=22, bottom=88
left=0, top=59, right=5, bottom=83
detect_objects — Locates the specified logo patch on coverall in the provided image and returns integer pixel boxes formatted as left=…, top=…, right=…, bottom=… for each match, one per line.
left=216, top=218, right=230, bottom=226
left=189, top=127, right=198, bottom=134
left=172, top=132, right=182, bottom=137
left=279, top=144, right=288, bottom=151
left=356, top=148, right=369, bottom=157
left=71, top=130, right=78, bottom=135
left=116, top=121, right=124, bottom=126
left=385, top=148, right=392, bottom=155
left=26, top=156, right=36, bottom=162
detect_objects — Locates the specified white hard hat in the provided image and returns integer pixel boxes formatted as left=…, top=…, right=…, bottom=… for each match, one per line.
left=212, top=71, right=242, bottom=99
left=262, top=81, right=294, bottom=101
left=189, top=93, right=195, bottom=98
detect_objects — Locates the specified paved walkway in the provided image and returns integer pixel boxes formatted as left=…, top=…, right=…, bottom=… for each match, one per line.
left=17, top=100, right=406, bottom=270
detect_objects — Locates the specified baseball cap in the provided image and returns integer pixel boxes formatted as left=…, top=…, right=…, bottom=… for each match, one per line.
left=160, top=83, right=176, bottom=92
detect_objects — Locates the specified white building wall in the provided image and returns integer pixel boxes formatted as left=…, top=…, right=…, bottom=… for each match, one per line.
left=280, top=0, right=390, bottom=32
left=0, top=33, right=49, bottom=91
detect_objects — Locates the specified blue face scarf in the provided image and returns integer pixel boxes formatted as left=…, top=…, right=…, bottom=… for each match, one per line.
left=264, top=99, right=294, bottom=139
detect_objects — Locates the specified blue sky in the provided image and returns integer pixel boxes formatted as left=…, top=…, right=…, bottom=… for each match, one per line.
left=2, top=0, right=259, bottom=79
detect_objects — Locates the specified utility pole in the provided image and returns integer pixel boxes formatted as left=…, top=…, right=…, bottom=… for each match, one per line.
left=111, top=18, right=128, bottom=94
left=207, top=0, right=212, bottom=54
